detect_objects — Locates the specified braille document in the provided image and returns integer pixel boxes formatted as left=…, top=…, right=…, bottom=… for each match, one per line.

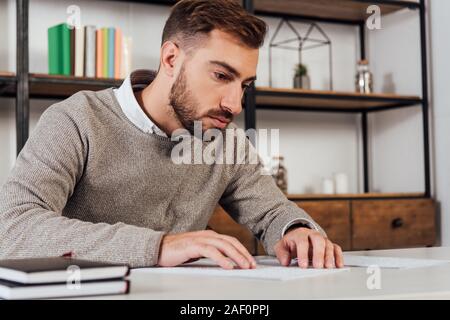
left=342, top=254, right=450, bottom=269
left=133, top=256, right=348, bottom=281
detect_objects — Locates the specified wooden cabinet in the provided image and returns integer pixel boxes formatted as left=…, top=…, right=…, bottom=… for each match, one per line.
left=351, top=199, right=436, bottom=250
left=207, top=198, right=437, bottom=254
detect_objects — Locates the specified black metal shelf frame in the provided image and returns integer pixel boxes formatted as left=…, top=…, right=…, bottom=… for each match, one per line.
left=12, top=0, right=430, bottom=198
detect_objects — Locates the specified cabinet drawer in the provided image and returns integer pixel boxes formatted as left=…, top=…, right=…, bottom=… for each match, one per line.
left=352, top=199, right=436, bottom=250
left=208, top=206, right=257, bottom=254
left=295, top=201, right=351, bottom=250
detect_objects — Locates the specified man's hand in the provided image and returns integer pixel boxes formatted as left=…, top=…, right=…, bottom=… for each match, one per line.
left=157, top=230, right=257, bottom=270
left=274, top=227, right=344, bottom=269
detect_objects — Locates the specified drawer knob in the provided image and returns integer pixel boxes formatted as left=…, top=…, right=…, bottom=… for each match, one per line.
left=391, top=218, right=404, bottom=229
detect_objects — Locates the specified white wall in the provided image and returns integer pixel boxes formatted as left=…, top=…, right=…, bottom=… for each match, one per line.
left=368, top=8, right=424, bottom=193
left=429, top=0, right=450, bottom=245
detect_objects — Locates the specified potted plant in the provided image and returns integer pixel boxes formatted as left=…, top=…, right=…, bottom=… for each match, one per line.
left=293, top=63, right=310, bottom=89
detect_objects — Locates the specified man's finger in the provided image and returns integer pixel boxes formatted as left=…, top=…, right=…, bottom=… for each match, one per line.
left=199, top=245, right=234, bottom=270
left=205, top=237, right=251, bottom=269
left=218, top=234, right=256, bottom=268
left=309, top=233, right=326, bottom=268
left=275, top=241, right=291, bottom=266
left=324, top=240, right=335, bottom=268
left=334, top=244, right=344, bottom=268
left=295, top=235, right=309, bottom=269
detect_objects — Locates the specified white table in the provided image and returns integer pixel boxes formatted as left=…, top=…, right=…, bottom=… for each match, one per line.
left=87, top=247, right=450, bottom=299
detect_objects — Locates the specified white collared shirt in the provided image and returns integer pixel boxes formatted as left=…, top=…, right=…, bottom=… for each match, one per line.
left=113, top=74, right=167, bottom=137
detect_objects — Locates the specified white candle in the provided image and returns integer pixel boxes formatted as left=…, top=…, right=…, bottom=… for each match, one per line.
left=334, top=173, right=349, bottom=194
left=321, top=178, right=335, bottom=194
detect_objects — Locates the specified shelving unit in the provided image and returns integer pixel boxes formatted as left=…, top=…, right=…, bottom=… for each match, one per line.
left=2, top=0, right=435, bottom=252
left=6, top=0, right=430, bottom=200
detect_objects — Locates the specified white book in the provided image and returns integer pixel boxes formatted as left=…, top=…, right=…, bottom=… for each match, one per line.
left=74, top=26, right=85, bottom=77
left=120, top=36, right=132, bottom=79
left=84, top=25, right=97, bottom=78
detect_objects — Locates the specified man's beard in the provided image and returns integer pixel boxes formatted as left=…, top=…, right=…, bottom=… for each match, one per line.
left=169, top=64, right=198, bottom=135
left=169, top=64, right=233, bottom=135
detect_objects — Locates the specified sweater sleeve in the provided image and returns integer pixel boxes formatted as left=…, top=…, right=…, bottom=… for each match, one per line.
left=0, top=105, right=164, bottom=268
left=219, top=129, right=326, bottom=256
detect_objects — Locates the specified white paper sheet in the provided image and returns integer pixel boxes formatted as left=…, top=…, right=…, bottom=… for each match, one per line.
left=342, top=254, right=450, bottom=269
left=133, top=257, right=348, bottom=281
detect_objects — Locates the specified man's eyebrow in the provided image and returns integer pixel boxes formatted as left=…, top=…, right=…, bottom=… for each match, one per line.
left=210, top=60, right=257, bottom=82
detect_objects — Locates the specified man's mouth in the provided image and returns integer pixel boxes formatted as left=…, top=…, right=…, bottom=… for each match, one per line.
left=209, top=116, right=230, bottom=129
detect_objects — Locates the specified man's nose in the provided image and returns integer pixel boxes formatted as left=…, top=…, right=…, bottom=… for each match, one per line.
left=221, top=85, right=243, bottom=115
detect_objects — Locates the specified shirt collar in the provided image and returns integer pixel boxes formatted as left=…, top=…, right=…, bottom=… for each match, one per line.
left=113, top=69, right=167, bottom=137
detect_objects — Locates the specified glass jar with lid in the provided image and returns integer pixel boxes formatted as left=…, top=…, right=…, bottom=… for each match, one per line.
left=355, top=59, right=373, bottom=93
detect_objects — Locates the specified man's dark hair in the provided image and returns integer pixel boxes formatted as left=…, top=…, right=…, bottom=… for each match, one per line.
left=162, top=0, right=267, bottom=50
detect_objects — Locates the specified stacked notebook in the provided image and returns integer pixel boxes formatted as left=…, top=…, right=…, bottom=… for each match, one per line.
left=47, top=23, right=132, bottom=79
left=0, top=257, right=130, bottom=299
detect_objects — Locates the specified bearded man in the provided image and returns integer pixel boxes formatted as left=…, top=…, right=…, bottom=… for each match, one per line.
left=0, top=0, right=343, bottom=270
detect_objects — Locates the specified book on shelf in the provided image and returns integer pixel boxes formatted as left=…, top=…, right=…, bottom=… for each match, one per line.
left=47, top=23, right=72, bottom=76
left=74, top=26, right=85, bottom=77
left=0, top=256, right=130, bottom=299
left=102, top=27, right=108, bottom=78
left=84, top=25, right=97, bottom=78
left=48, top=23, right=132, bottom=80
left=96, top=27, right=103, bottom=78
left=115, top=28, right=122, bottom=79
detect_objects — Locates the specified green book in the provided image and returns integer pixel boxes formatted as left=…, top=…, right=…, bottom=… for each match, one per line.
left=61, top=23, right=72, bottom=76
left=47, top=24, right=62, bottom=75
left=47, top=23, right=72, bottom=76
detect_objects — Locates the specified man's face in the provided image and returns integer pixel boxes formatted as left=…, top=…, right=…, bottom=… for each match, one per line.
left=169, top=29, right=259, bottom=134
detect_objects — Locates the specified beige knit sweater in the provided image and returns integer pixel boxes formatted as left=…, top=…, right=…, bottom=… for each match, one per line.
left=0, top=86, right=323, bottom=267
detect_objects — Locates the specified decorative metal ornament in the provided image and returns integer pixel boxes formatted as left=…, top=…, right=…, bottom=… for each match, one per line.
left=268, top=19, right=333, bottom=90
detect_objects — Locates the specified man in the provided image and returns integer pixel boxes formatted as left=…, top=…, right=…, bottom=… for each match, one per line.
left=0, top=0, right=343, bottom=269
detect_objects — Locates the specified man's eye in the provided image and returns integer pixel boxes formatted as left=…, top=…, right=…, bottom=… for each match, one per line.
left=214, top=72, right=229, bottom=81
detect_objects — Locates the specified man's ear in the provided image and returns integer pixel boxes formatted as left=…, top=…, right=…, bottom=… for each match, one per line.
left=160, top=41, right=180, bottom=78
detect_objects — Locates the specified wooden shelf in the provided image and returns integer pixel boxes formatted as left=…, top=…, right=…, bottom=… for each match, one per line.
left=25, top=75, right=423, bottom=112
left=0, top=72, right=16, bottom=97
left=254, top=0, right=419, bottom=24
left=287, top=192, right=426, bottom=201
left=110, top=0, right=419, bottom=23
left=255, top=87, right=422, bottom=112
left=29, top=73, right=123, bottom=99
